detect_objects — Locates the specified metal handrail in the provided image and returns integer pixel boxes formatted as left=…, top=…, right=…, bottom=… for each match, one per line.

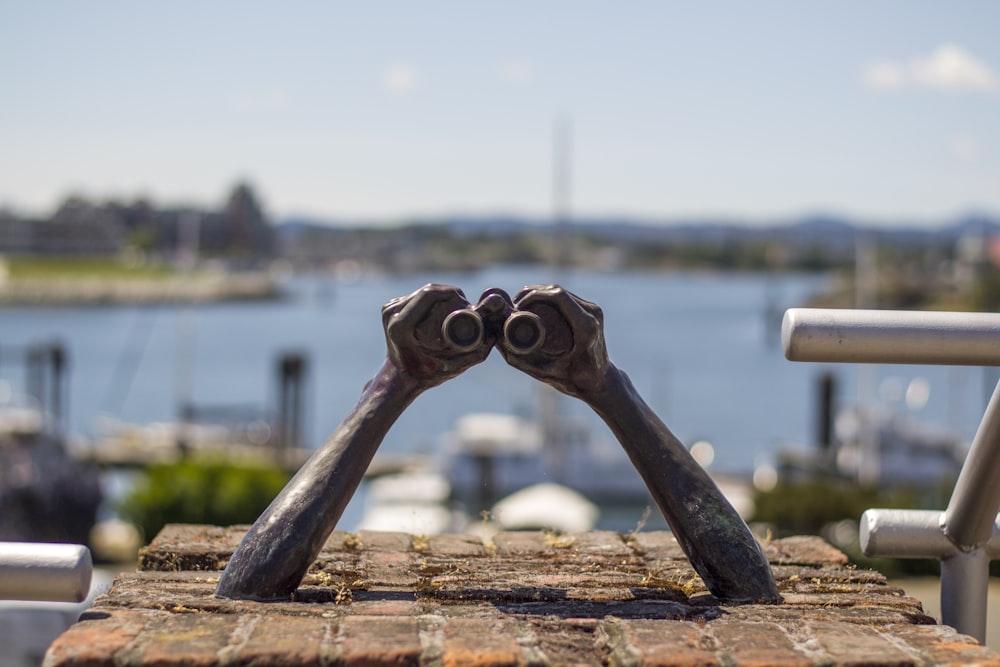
left=782, top=308, right=1000, bottom=366
left=0, top=542, right=92, bottom=603
left=783, top=307, right=1000, bottom=643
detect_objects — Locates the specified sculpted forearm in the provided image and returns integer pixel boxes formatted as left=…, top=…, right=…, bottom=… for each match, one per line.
left=216, top=284, right=491, bottom=600
left=501, top=285, right=778, bottom=602
left=215, top=362, right=420, bottom=600
left=583, top=365, right=779, bottom=602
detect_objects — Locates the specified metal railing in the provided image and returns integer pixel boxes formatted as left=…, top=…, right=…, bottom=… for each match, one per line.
left=0, top=542, right=92, bottom=603
left=783, top=307, right=1000, bottom=642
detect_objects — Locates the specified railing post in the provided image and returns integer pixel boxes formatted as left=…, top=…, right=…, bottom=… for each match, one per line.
left=943, top=378, right=1000, bottom=549
left=941, top=549, right=990, bottom=644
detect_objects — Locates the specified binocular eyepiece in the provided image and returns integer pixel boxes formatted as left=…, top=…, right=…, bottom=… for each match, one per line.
left=441, top=308, right=545, bottom=354
left=442, top=309, right=485, bottom=352
left=503, top=311, right=545, bottom=354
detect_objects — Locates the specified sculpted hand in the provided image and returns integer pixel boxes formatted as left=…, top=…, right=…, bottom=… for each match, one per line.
left=382, top=283, right=493, bottom=387
left=498, top=285, right=610, bottom=399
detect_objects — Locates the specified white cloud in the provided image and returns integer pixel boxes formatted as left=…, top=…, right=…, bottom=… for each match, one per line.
left=499, top=59, right=534, bottom=84
left=383, top=63, right=420, bottom=95
left=862, top=44, right=998, bottom=93
left=861, top=62, right=906, bottom=91
left=912, top=44, right=998, bottom=92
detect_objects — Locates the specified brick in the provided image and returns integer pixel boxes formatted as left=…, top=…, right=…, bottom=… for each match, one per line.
left=711, top=622, right=811, bottom=667
left=528, top=617, right=603, bottom=666
left=492, top=531, right=553, bottom=556
left=603, top=619, right=719, bottom=667
left=805, top=621, right=913, bottom=665
left=763, top=535, right=849, bottom=566
left=357, top=530, right=413, bottom=552
left=146, top=523, right=247, bottom=552
left=883, top=624, right=1000, bottom=666
left=123, top=612, right=241, bottom=666
left=139, top=523, right=245, bottom=572
left=324, top=530, right=359, bottom=552
left=568, top=530, right=634, bottom=556
left=626, top=530, right=686, bottom=558
left=42, top=609, right=152, bottom=667
left=366, top=549, right=418, bottom=586
left=441, top=618, right=525, bottom=667
left=227, top=614, right=335, bottom=665
left=350, top=596, right=421, bottom=616
left=339, top=615, right=423, bottom=666
left=428, top=533, right=487, bottom=557
left=42, top=529, right=1000, bottom=667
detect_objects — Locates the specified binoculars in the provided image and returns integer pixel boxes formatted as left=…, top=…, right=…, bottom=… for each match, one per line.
left=442, top=305, right=545, bottom=355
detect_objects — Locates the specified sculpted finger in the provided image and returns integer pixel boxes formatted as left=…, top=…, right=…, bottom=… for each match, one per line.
left=536, top=287, right=602, bottom=337
left=512, top=284, right=551, bottom=303
left=382, top=283, right=464, bottom=328
left=381, top=294, right=409, bottom=329
left=512, top=286, right=601, bottom=355
left=565, top=289, right=604, bottom=328
left=386, top=284, right=471, bottom=349
left=514, top=285, right=596, bottom=324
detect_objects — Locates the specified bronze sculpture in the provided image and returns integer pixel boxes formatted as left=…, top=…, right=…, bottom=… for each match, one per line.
left=215, top=284, right=779, bottom=603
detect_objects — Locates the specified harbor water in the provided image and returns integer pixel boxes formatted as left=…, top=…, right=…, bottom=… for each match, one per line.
left=0, top=267, right=993, bottom=530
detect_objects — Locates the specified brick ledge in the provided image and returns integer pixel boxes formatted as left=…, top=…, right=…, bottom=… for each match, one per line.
left=44, top=525, right=1000, bottom=666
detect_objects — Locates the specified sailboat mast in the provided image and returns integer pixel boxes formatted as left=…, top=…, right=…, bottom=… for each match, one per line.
left=552, top=116, right=572, bottom=277
left=543, top=116, right=572, bottom=474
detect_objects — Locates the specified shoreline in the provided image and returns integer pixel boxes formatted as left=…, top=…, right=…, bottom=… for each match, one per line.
left=0, top=272, right=283, bottom=306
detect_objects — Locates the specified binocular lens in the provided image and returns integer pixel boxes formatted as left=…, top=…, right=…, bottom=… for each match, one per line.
left=504, top=311, right=544, bottom=354
left=442, top=310, right=484, bottom=351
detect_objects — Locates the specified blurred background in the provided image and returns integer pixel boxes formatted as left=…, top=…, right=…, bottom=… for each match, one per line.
left=1, top=1, right=1000, bottom=657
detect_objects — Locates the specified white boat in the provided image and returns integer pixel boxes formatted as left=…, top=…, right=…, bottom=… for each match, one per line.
left=356, top=470, right=461, bottom=534
left=491, top=483, right=599, bottom=533
left=774, top=403, right=967, bottom=488
left=359, top=408, right=760, bottom=535
left=0, top=380, right=102, bottom=545
left=441, top=412, right=660, bottom=527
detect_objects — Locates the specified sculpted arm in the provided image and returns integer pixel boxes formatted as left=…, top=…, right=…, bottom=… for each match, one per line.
left=215, top=284, right=494, bottom=600
left=500, top=285, right=779, bottom=602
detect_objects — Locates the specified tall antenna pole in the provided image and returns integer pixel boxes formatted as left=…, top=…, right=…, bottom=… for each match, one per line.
left=552, top=116, right=572, bottom=278
left=543, top=116, right=572, bottom=473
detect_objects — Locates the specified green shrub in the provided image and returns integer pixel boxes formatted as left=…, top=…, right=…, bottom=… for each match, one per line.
left=753, top=477, right=952, bottom=535
left=120, top=460, right=290, bottom=542
left=752, top=476, right=955, bottom=576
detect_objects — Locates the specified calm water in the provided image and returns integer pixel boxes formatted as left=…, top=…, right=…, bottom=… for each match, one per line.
left=1, top=267, right=992, bottom=528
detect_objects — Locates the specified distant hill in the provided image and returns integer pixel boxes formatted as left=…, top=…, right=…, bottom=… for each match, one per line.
left=276, top=212, right=1000, bottom=247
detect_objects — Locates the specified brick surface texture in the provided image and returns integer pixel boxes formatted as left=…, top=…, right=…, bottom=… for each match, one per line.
left=44, top=524, right=1000, bottom=666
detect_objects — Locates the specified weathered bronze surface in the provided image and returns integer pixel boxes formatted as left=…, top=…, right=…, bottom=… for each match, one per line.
left=498, top=285, right=779, bottom=602
left=215, top=284, right=779, bottom=603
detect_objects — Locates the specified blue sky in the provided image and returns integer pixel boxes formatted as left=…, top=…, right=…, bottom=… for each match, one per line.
left=1, top=2, right=998, bottom=225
